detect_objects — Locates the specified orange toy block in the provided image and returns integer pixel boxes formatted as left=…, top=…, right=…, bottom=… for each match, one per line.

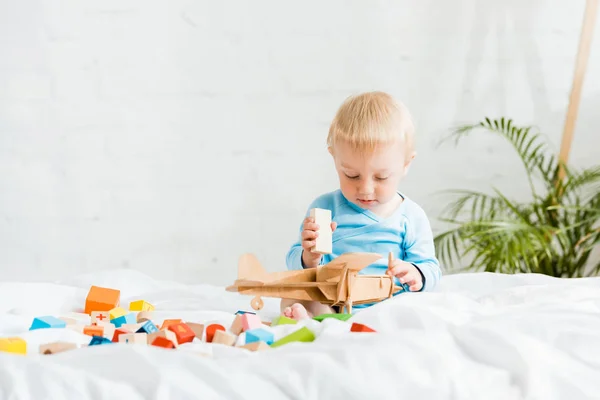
left=0, top=337, right=26, bottom=354
left=152, top=336, right=176, bottom=349
left=185, top=322, right=205, bottom=340
left=212, top=330, right=237, bottom=346
left=160, top=319, right=182, bottom=330
left=167, top=323, right=195, bottom=344
left=84, top=285, right=120, bottom=315
left=350, top=322, right=376, bottom=333
left=205, top=324, right=225, bottom=343
left=83, top=325, right=104, bottom=337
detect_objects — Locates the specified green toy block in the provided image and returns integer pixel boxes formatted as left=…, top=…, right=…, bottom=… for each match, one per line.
left=271, top=316, right=297, bottom=326
left=312, top=313, right=352, bottom=322
left=270, top=327, right=315, bottom=348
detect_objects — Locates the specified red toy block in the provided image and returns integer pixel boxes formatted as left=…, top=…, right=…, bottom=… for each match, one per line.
left=160, top=319, right=182, bottom=330
left=151, top=336, right=176, bottom=349
left=350, top=322, right=376, bottom=333
left=168, top=322, right=195, bottom=344
left=205, top=324, right=225, bottom=343
left=112, top=328, right=129, bottom=343
left=84, top=286, right=120, bottom=315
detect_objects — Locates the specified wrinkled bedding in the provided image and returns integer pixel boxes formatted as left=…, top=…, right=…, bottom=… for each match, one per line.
left=1, top=269, right=600, bottom=400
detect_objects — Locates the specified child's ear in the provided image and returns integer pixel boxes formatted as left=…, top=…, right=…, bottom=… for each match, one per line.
left=327, top=146, right=334, bottom=156
left=402, top=151, right=416, bottom=176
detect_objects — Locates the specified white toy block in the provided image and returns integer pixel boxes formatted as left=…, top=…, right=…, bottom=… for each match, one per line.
left=310, top=208, right=332, bottom=254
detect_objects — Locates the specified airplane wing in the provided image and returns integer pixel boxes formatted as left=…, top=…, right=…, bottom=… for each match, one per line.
left=321, top=252, right=383, bottom=272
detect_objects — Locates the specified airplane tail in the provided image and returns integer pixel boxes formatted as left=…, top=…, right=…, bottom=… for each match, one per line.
left=237, top=253, right=271, bottom=282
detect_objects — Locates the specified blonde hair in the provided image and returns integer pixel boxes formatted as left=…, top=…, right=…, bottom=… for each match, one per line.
left=327, top=91, right=415, bottom=155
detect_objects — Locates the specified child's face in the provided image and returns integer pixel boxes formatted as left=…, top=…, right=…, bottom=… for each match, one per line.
left=329, top=139, right=414, bottom=212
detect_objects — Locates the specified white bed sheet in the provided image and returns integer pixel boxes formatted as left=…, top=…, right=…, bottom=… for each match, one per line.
left=1, top=269, right=600, bottom=400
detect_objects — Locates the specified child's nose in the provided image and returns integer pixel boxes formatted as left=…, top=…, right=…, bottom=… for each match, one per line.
left=358, top=179, right=375, bottom=195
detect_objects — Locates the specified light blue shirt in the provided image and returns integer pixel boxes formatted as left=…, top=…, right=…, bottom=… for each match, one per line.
left=285, top=190, right=442, bottom=308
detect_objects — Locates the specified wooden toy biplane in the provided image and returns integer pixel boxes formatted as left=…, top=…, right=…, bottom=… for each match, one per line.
left=226, top=252, right=405, bottom=313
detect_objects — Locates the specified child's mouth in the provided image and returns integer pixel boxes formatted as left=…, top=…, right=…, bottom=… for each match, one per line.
left=358, top=199, right=376, bottom=206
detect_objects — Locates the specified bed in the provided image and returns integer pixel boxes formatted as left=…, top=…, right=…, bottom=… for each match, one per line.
left=1, top=268, right=599, bottom=399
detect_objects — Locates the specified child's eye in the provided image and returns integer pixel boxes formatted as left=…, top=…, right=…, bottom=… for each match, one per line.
left=376, top=176, right=389, bottom=181
left=345, top=174, right=359, bottom=180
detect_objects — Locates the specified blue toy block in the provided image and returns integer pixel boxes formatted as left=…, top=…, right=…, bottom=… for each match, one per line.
left=137, top=320, right=158, bottom=334
left=111, top=313, right=137, bottom=328
left=235, top=310, right=256, bottom=315
left=29, top=316, right=67, bottom=330
left=245, top=328, right=274, bottom=345
left=89, top=336, right=113, bottom=346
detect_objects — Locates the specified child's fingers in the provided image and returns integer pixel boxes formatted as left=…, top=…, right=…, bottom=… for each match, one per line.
left=409, top=280, right=423, bottom=292
left=303, top=222, right=320, bottom=231
left=302, top=229, right=318, bottom=239
left=331, top=221, right=337, bottom=231
left=388, top=263, right=410, bottom=277
left=302, top=240, right=316, bottom=250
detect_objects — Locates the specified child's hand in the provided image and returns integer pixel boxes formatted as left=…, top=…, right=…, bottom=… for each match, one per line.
left=301, top=216, right=337, bottom=268
left=386, top=260, right=423, bottom=292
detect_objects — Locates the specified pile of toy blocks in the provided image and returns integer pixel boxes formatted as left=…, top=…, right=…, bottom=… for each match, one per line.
left=0, top=285, right=376, bottom=356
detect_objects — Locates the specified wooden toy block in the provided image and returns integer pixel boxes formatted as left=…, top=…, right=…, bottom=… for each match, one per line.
left=205, top=324, right=225, bottom=343
left=239, top=341, right=270, bottom=351
left=129, top=300, right=154, bottom=312
left=97, top=321, right=116, bottom=340
left=39, top=342, right=77, bottom=355
left=121, top=323, right=143, bottom=332
left=108, top=307, right=127, bottom=320
left=151, top=336, right=176, bottom=349
left=119, top=333, right=148, bottom=344
left=160, top=319, right=182, bottom=330
left=58, top=317, right=78, bottom=326
left=111, top=313, right=137, bottom=328
left=350, top=322, right=376, bottom=332
left=137, top=320, right=159, bottom=334
left=211, top=330, right=237, bottom=346
left=112, top=328, right=129, bottom=342
left=89, top=336, right=113, bottom=346
left=91, top=311, right=110, bottom=325
left=310, top=208, right=332, bottom=254
left=271, top=316, right=297, bottom=326
left=270, top=327, right=315, bottom=348
left=241, top=314, right=262, bottom=332
left=185, top=322, right=204, bottom=340
left=167, top=322, right=195, bottom=344
left=137, top=311, right=153, bottom=323
left=29, top=316, right=67, bottom=330
left=245, top=328, right=274, bottom=345
left=230, top=315, right=244, bottom=335
left=67, top=325, right=84, bottom=334
left=313, top=313, right=352, bottom=322
left=83, top=325, right=104, bottom=337
left=147, top=330, right=178, bottom=347
left=0, top=337, right=26, bottom=354
left=85, top=285, right=120, bottom=315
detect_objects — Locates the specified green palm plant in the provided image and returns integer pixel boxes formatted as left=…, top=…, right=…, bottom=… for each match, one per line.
left=434, top=117, right=600, bottom=277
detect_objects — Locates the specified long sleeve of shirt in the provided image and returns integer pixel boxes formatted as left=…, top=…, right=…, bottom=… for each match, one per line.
left=285, top=189, right=442, bottom=292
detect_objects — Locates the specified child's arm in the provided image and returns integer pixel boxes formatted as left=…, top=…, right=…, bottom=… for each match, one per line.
left=402, top=206, right=443, bottom=291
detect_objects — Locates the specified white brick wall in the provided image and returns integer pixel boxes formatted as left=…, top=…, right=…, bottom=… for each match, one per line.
left=1, top=0, right=598, bottom=284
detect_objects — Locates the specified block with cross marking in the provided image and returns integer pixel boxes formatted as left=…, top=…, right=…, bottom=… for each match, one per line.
left=91, top=311, right=110, bottom=325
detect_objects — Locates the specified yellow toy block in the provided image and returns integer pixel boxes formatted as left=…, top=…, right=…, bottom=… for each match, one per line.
left=129, top=300, right=154, bottom=312
left=109, top=307, right=127, bottom=320
left=0, top=337, right=27, bottom=355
